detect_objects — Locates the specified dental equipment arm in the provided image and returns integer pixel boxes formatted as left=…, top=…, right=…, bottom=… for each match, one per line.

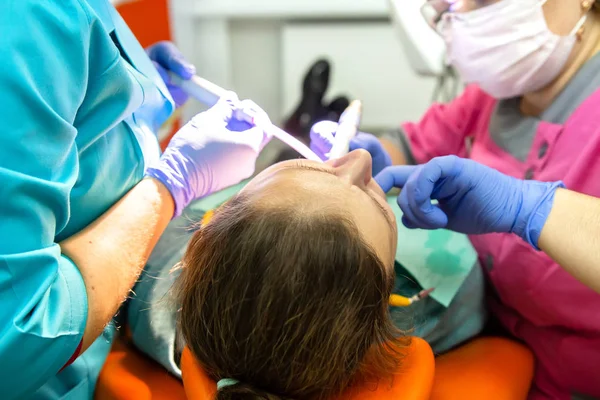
left=388, top=0, right=460, bottom=102
left=171, top=74, right=322, bottom=162
left=388, top=0, right=446, bottom=77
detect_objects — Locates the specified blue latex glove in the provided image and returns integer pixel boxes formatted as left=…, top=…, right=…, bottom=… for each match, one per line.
left=310, top=120, right=392, bottom=175
left=375, top=156, right=564, bottom=249
left=146, top=41, right=196, bottom=107
left=146, top=92, right=272, bottom=218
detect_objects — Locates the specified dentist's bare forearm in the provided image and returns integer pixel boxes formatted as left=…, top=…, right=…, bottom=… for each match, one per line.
left=60, top=178, right=175, bottom=351
left=380, top=138, right=408, bottom=166
left=538, top=189, right=600, bottom=293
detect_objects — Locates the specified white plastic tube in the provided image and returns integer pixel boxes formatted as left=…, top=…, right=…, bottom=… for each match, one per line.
left=263, top=124, right=322, bottom=162
left=328, top=100, right=362, bottom=159
left=171, top=74, right=322, bottom=162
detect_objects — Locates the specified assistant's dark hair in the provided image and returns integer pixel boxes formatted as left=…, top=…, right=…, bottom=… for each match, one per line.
left=175, top=192, right=407, bottom=400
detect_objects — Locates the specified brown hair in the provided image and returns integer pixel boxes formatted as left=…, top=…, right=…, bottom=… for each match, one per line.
left=175, top=192, right=407, bottom=400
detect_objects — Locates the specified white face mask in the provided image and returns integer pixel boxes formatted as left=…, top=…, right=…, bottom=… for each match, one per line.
left=440, top=0, right=587, bottom=99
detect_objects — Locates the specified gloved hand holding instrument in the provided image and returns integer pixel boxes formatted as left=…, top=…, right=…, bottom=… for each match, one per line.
left=169, top=74, right=322, bottom=162
left=151, top=72, right=339, bottom=218
left=146, top=92, right=273, bottom=218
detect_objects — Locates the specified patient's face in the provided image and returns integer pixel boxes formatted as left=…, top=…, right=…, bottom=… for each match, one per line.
left=241, top=150, right=398, bottom=268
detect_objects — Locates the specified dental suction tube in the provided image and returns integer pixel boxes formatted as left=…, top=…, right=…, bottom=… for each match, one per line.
left=328, top=100, right=362, bottom=159
left=170, top=74, right=322, bottom=162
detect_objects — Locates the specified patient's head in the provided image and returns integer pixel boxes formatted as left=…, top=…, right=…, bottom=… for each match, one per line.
left=176, top=150, right=404, bottom=400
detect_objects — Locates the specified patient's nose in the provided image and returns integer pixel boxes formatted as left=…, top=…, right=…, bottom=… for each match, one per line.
left=331, top=149, right=373, bottom=188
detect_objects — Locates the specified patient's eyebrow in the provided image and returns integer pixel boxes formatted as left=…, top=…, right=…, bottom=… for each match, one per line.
left=288, top=164, right=396, bottom=233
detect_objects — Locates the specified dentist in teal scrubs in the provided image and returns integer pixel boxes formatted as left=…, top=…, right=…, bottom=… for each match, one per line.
left=0, top=0, right=270, bottom=398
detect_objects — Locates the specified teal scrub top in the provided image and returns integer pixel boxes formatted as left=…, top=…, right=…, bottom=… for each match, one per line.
left=0, top=0, right=174, bottom=398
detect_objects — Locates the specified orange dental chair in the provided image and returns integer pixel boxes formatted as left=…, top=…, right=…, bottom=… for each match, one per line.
left=95, top=335, right=534, bottom=400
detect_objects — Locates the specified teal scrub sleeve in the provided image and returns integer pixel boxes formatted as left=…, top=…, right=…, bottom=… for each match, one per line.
left=0, top=1, right=94, bottom=397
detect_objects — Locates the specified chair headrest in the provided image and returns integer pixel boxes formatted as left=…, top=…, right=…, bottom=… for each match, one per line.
left=180, top=337, right=435, bottom=400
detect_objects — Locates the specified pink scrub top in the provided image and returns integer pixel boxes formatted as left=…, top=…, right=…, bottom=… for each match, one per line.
left=396, top=55, right=600, bottom=399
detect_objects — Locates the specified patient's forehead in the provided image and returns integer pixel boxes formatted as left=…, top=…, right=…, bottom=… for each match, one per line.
left=242, top=168, right=351, bottom=211
left=241, top=168, right=396, bottom=267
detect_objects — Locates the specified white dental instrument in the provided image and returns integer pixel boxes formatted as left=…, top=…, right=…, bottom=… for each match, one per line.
left=328, top=100, right=363, bottom=160
left=170, top=74, right=323, bottom=162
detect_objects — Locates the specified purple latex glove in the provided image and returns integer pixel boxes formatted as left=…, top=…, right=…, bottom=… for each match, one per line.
left=146, top=92, right=272, bottom=218
left=375, top=156, right=564, bottom=249
left=310, top=121, right=392, bottom=176
left=146, top=41, right=196, bottom=107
